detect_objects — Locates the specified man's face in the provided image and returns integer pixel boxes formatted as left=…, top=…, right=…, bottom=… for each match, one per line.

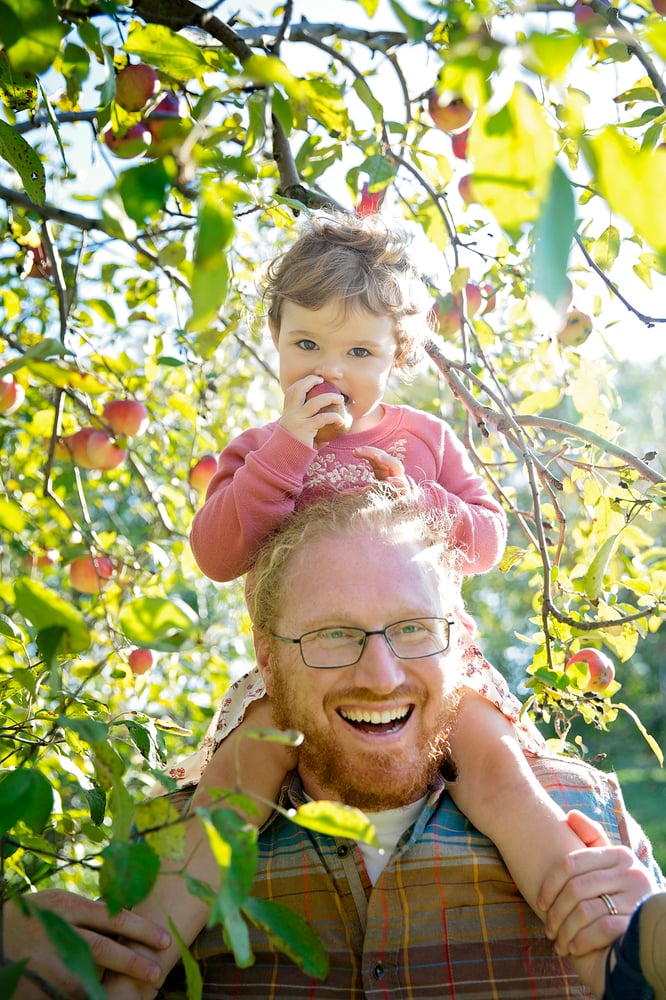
left=257, top=530, right=461, bottom=811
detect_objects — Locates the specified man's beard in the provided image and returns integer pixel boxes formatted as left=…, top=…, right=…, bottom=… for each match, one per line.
left=269, top=666, right=461, bottom=811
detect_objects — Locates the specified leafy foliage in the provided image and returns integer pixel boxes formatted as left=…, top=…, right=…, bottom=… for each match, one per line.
left=0, top=0, right=664, bottom=993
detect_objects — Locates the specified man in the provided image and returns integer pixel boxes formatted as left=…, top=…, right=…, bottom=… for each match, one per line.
left=7, top=489, right=665, bottom=999
left=161, top=487, right=663, bottom=998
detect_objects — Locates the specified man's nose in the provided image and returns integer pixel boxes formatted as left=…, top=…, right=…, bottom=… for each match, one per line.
left=352, top=634, right=407, bottom=692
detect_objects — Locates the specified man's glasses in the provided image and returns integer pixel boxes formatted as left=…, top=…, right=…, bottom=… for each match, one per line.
left=271, top=617, right=454, bottom=669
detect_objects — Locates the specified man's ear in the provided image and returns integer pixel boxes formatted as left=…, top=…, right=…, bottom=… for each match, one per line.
left=253, top=627, right=274, bottom=695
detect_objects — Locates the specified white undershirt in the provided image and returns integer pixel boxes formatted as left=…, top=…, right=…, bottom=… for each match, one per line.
left=357, top=796, right=427, bottom=883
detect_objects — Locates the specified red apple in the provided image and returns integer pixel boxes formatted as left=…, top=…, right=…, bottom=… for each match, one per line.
left=460, top=282, right=482, bottom=316
left=432, top=296, right=462, bottom=339
left=458, top=174, right=476, bottom=205
left=128, top=647, right=154, bottom=675
left=356, top=181, right=384, bottom=216
left=144, top=92, right=183, bottom=157
left=654, top=0, right=666, bottom=16
left=103, top=122, right=151, bottom=159
left=565, top=648, right=615, bottom=693
left=451, top=129, right=469, bottom=160
left=115, top=62, right=160, bottom=113
left=557, top=308, right=593, bottom=347
left=306, top=380, right=353, bottom=445
left=61, top=427, right=97, bottom=467
left=481, top=282, right=497, bottom=314
left=574, top=0, right=609, bottom=32
left=103, top=399, right=149, bottom=437
left=428, top=88, right=474, bottom=133
left=70, top=554, right=114, bottom=594
left=0, top=375, right=25, bottom=415
left=189, top=454, right=218, bottom=493
left=85, top=430, right=127, bottom=470
left=21, top=242, right=51, bottom=280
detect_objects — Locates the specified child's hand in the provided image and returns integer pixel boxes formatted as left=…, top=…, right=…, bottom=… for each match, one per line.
left=354, top=446, right=414, bottom=494
left=280, top=376, right=347, bottom=447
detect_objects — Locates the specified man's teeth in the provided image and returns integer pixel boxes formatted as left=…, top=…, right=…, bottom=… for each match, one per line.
left=341, top=706, right=410, bottom=725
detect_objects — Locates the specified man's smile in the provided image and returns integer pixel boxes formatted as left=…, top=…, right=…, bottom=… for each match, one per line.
left=338, top=704, right=414, bottom=734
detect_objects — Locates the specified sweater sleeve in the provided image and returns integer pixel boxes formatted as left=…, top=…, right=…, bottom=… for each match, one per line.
left=412, top=414, right=507, bottom=575
left=189, top=423, right=317, bottom=581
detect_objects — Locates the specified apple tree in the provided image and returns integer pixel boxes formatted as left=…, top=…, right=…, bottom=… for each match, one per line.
left=0, top=0, right=664, bottom=991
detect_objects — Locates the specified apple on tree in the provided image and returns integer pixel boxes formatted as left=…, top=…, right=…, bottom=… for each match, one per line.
left=0, top=374, right=25, bottom=415
left=103, top=399, right=149, bottom=437
left=128, top=648, right=154, bottom=675
left=451, top=129, right=469, bottom=160
left=69, top=554, right=114, bottom=594
left=565, top=647, right=616, bottom=693
left=427, top=88, right=474, bottom=133
left=189, top=454, right=218, bottom=493
left=114, top=62, right=160, bottom=113
left=557, top=308, right=593, bottom=348
left=103, top=122, right=151, bottom=159
left=61, top=427, right=127, bottom=470
left=144, top=92, right=184, bottom=157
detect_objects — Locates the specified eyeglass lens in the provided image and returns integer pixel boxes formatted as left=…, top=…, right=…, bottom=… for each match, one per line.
left=300, top=618, right=450, bottom=668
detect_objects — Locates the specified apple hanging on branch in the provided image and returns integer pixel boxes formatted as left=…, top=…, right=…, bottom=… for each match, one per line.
left=103, top=399, right=149, bottom=437
left=69, top=554, right=114, bottom=594
left=189, top=454, right=218, bottom=494
left=128, top=648, right=154, bottom=675
left=0, top=374, right=25, bottom=414
left=565, top=647, right=616, bottom=694
left=427, top=88, right=474, bottom=133
left=114, top=62, right=160, bottom=113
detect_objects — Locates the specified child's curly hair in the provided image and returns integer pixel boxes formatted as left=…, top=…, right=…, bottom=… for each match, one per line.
left=260, top=213, right=435, bottom=377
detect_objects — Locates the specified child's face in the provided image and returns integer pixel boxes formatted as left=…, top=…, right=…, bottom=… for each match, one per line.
left=274, top=300, right=397, bottom=432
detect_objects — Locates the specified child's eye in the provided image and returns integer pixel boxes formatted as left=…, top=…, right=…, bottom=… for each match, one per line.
left=349, top=347, right=371, bottom=358
left=296, top=339, right=319, bottom=351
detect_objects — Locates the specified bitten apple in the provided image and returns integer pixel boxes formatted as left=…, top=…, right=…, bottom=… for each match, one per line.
left=103, top=399, right=149, bottom=437
left=128, top=648, right=154, bottom=675
left=565, top=647, right=615, bottom=693
left=0, top=375, right=25, bottom=415
left=189, top=454, right=218, bottom=493
left=70, top=554, right=114, bottom=594
left=115, top=62, right=160, bottom=113
left=306, top=380, right=353, bottom=446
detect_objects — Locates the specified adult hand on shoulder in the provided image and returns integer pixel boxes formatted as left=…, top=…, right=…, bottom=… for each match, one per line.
left=4, top=889, right=171, bottom=1000
left=537, top=810, right=657, bottom=957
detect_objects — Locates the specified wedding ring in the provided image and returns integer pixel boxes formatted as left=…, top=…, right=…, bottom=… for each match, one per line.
left=600, top=892, right=619, bottom=916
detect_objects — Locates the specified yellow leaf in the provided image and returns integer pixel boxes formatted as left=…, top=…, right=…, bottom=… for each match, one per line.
left=588, top=128, right=666, bottom=255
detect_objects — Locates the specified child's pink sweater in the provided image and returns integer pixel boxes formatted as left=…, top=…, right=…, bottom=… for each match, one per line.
left=190, top=403, right=506, bottom=582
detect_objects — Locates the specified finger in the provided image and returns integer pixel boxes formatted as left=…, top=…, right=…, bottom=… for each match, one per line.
left=81, top=929, right=164, bottom=984
left=566, top=809, right=610, bottom=849
left=539, top=844, right=623, bottom=912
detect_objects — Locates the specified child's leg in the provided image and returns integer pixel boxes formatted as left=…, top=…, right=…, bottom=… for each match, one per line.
left=449, top=689, right=609, bottom=996
left=104, top=695, right=295, bottom=999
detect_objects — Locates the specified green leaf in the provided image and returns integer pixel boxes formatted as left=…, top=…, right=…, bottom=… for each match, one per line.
left=135, top=796, right=186, bottom=860
left=389, top=0, right=427, bottom=41
left=243, top=896, right=329, bottom=979
left=591, top=225, right=621, bottom=272
left=0, top=496, right=26, bottom=532
left=0, top=120, right=45, bottom=206
left=0, top=0, right=67, bottom=74
left=346, top=0, right=379, bottom=16
left=524, top=30, right=581, bottom=82
left=124, top=21, right=214, bottom=81
left=0, top=51, right=37, bottom=111
left=222, top=906, right=254, bottom=968
left=34, top=908, right=107, bottom=1000
left=581, top=532, right=622, bottom=602
left=188, top=185, right=235, bottom=331
left=100, top=840, right=161, bottom=915
left=290, top=801, right=379, bottom=847
left=13, top=578, right=90, bottom=654
left=115, top=158, right=177, bottom=224
left=0, top=959, right=28, bottom=996
left=203, top=808, right=258, bottom=914
left=532, top=161, right=574, bottom=308
left=168, top=916, right=204, bottom=1000
left=118, top=596, right=200, bottom=651
left=615, top=703, right=664, bottom=766
left=0, top=768, right=53, bottom=835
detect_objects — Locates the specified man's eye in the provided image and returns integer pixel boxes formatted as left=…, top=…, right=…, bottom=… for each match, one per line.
left=296, top=339, right=318, bottom=351
left=349, top=347, right=370, bottom=357
left=397, top=621, right=428, bottom=636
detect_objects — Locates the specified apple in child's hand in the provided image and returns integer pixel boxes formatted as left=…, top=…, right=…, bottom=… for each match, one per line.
left=128, top=647, right=154, bottom=675
left=565, top=648, right=615, bottom=693
left=189, top=454, right=217, bottom=493
left=306, top=381, right=353, bottom=446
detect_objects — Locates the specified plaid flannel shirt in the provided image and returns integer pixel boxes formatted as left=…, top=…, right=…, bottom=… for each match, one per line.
left=161, top=752, right=663, bottom=1000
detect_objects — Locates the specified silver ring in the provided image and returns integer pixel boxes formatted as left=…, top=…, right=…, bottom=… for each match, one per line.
left=600, top=893, right=619, bottom=916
